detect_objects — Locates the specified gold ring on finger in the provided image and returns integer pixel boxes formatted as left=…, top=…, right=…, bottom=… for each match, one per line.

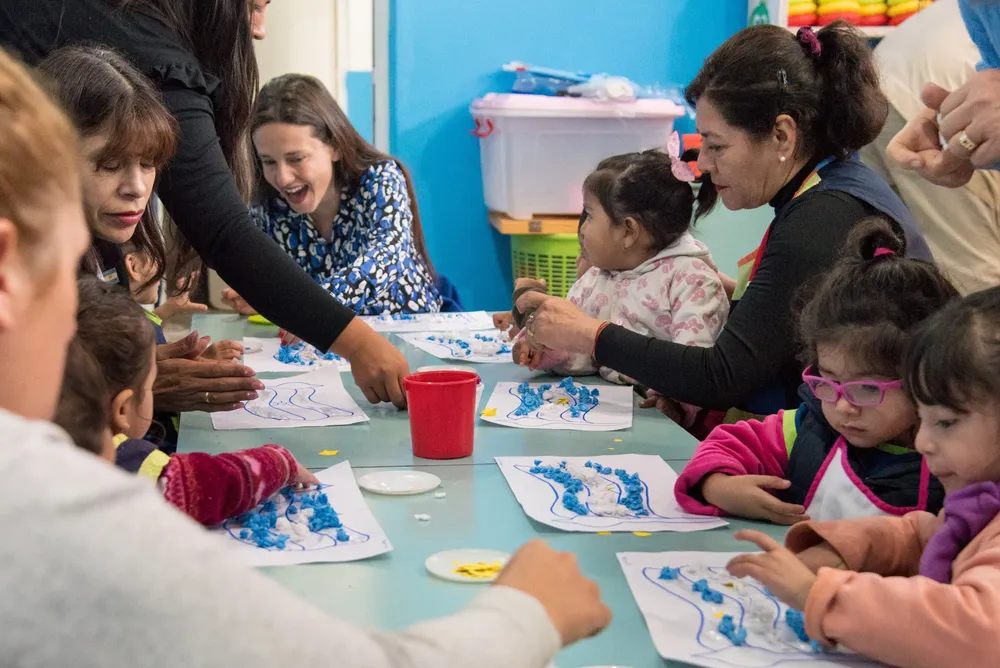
left=958, top=132, right=980, bottom=153
left=205, top=391, right=211, bottom=404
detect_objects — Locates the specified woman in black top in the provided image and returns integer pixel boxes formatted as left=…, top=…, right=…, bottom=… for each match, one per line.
left=0, top=0, right=410, bottom=407
left=516, top=23, right=932, bottom=419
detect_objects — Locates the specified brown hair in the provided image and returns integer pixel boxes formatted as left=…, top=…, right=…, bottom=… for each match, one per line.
left=74, top=276, right=157, bottom=402
left=37, top=45, right=178, bottom=293
left=583, top=150, right=716, bottom=252
left=0, top=48, right=81, bottom=267
left=252, top=74, right=436, bottom=277
left=53, top=338, right=112, bottom=457
left=686, top=22, right=887, bottom=161
left=114, top=0, right=258, bottom=199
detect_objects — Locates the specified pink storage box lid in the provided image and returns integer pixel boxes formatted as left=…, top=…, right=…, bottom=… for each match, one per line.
left=470, top=93, right=684, bottom=119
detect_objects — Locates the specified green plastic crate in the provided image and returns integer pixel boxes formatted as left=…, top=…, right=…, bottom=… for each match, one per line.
left=511, top=233, right=581, bottom=298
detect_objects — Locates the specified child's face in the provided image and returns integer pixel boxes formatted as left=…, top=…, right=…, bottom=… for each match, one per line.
left=79, top=132, right=156, bottom=245
left=123, top=349, right=157, bottom=440
left=253, top=122, right=340, bottom=216
left=814, top=344, right=917, bottom=448
left=580, top=191, right=636, bottom=271
left=916, top=401, right=1000, bottom=494
left=125, top=251, right=160, bottom=305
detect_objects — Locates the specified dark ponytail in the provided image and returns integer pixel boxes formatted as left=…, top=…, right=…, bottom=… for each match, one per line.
left=798, top=216, right=958, bottom=377
left=686, top=21, right=887, bottom=160
left=680, top=147, right=719, bottom=220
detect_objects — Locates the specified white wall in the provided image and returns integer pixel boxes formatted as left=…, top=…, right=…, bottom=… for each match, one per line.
left=253, top=0, right=338, bottom=93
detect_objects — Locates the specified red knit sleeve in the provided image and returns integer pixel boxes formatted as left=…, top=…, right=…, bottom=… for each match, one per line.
left=160, top=444, right=299, bottom=525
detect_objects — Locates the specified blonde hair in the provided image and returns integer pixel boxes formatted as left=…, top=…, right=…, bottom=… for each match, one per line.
left=0, top=48, right=81, bottom=262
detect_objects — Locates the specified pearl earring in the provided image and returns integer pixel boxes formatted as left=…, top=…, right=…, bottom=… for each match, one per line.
left=779, top=155, right=787, bottom=163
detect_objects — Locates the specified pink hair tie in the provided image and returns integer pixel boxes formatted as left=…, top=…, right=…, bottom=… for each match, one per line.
left=797, top=27, right=822, bottom=59
left=874, top=247, right=895, bottom=258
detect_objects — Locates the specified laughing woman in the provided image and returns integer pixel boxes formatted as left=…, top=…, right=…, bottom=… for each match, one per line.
left=220, top=74, right=442, bottom=316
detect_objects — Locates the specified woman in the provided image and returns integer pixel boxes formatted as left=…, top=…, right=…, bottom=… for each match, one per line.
left=221, top=74, right=441, bottom=316
left=518, top=23, right=930, bottom=419
left=0, top=0, right=410, bottom=407
left=0, top=48, right=610, bottom=666
left=38, top=44, right=259, bottom=415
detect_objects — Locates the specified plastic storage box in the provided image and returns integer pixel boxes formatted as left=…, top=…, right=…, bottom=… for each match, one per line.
left=511, top=234, right=581, bottom=298
left=471, top=93, right=684, bottom=219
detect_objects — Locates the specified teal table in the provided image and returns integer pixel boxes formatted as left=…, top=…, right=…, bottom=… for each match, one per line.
left=178, top=315, right=784, bottom=668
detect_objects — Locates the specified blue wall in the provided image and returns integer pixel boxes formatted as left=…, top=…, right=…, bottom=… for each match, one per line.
left=346, top=71, right=375, bottom=144
left=389, top=0, right=748, bottom=311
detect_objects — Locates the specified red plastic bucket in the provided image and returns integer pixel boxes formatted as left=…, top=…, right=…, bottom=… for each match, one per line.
left=403, top=370, right=481, bottom=459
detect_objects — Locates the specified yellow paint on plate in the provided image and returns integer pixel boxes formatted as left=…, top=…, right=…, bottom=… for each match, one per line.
left=597, top=531, right=612, bottom=536
left=633, top=531, right=652, bottom=537
left=247, top=314, right=273, bottom=325
left=318, top=450, right=340, bottom=456
left=452, top=561, right=504, bottom=579
left=481, top=408, right=497, bottom=417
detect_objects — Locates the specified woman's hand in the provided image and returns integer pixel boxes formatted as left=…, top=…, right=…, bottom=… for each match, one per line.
left=515, top=292, right=603, bottom=356
left=333, top=318, right=409, bottom=408
left=727, top=530, right=818, bottom=612
left=701, top=473, right=810, bottom=525
left=938, top=71, right=1000, bottom=170
left=154, top=333, right=262, bottom=412
left=221, top=288, right=258, bottom=316
left=887, top=96, right=975, bottom=188
left=201, top=339, right=243, bottom=361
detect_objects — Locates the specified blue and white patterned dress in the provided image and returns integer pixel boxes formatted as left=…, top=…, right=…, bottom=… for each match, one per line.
left=250, top=160, right=441, bottom=315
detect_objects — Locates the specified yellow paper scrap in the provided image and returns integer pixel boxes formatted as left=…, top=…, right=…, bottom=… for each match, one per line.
left=614, top=439, right=623, bottom=443
left=597, top=531, right=612, bottom=535
left=481, top=408, right=497, bottom=417
left=715, top=611, right=726, bottom=619
left=607, top=447, right=615, bottom=451
left=556, top=397, right=570, bottom=405
left=633, top=531, right=653, bottom=537
left=318, top=450, right=340, bottom=456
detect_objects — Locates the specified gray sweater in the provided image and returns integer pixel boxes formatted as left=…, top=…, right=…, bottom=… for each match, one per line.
left=0, top=409, right=561, bottom=667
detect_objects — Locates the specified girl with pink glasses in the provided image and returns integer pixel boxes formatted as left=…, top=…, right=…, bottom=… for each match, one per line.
left=675, top=217, right=957, bottom=524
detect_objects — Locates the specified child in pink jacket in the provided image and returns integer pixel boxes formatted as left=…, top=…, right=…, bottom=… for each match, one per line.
left=727, top=285, right=1000, bottom=668
left=513, top=136, right=729, bottom=396
left=675, top=218, right=952, bottom=524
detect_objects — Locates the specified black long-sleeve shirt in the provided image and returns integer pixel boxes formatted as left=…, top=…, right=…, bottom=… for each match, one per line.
left=595, top=161, right=882, bottom=411
left=0, top=0, right=353, bottom=351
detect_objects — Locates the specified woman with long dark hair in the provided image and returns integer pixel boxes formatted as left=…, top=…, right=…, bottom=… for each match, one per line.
left=0, top=0, right=411, bottom=407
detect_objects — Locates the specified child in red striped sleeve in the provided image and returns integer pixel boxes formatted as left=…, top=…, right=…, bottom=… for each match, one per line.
left=57, top=276, right=317, bottom=525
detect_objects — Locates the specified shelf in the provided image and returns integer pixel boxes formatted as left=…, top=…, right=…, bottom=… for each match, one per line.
left=783, top=24, right=894, bottom=38
left=488, top=211, right=580, bottom=235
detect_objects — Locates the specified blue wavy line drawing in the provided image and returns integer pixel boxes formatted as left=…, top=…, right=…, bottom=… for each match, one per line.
left=243, top=381, right=355, bottom=422
left=505, top=386, right=600, bottom=424
left=638, top=565, right=874, bottom=667
left=514, top=464, right=722, bottom=528
left=223, top=483, right=372, bottom=552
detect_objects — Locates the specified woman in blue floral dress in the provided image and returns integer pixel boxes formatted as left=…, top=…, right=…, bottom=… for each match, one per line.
left=222, top=74, right=441, bottom=315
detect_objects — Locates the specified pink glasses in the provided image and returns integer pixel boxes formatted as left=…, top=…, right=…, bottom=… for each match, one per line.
left=802, top=366, right=903, bottom=408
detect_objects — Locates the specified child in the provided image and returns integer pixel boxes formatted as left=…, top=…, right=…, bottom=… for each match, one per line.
left=514, top=140, right=728, bottom=391
left=53, top=338, right=115, bottom=460
left=727, top=285, right=1000, bottom=667
left=675, top=218, right=953, bottom=524
left=221, top=73, right=441, bottom=316
left=58, top=277, right=318, bottom=526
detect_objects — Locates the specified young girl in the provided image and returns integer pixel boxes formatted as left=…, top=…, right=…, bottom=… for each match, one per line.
left=728, top=285, right=1000, bottom=667
left=221, top=73, right=441, bottom=316
left=675, top=218, right=953, bottom=524
left=59, top=277, right=318, bottom=526
left=514, top=142, right=727, bottom=391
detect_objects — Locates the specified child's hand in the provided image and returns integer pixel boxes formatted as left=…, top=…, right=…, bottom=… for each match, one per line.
left=797, top=542, right=847, bottom=573
left=154, top=280, right=209, bottom=322
left=701, top=473, right=810, bottom=525
left=279, top=329, right=302, bottom=346
left=293, top=462, right=320, bottom=488
left=639, top=389, right=686, bottom=424
left=201, top=339, right=244, bottom=361
left=512, top=337, right=545, bottom=370
left=493, top=311, right=514, bottom=338
left=727, top=530, right=818, bottom=612
left=221, top=288, right=258, bottom=316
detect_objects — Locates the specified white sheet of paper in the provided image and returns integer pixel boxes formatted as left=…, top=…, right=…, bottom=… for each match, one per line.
left=211, top=461, right=392, bottom=567
left=481, top=381, right=633, bottom=431
left=359, top=311, right=494, bottom=333
left=618, top=551, right=879, bottom=667
left=495, top=455, right=727, bottom=532
left=210, top=366, right=369, bottom=430
left=242, top=337, right=351, bottom=373
left=398, top=330, right=513, bottom=364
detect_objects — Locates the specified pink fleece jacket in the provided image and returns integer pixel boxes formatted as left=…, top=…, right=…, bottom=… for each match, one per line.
left=674, top=411, right=789, bottom=515
left=785, top=511, right=1000, bottom=667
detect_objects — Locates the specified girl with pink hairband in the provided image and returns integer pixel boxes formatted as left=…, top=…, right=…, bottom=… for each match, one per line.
left=675, top=216, right=956, bottom=524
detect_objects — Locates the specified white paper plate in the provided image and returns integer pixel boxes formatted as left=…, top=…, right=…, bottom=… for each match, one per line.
left=425, top=548, right=510, bottom=583
left=357, top=470, right=441, bottom=495
left=416, top=364, right=476, bottom=373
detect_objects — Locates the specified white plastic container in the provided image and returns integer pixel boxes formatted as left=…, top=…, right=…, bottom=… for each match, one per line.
left=470, top=93, right=685, bottom=219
